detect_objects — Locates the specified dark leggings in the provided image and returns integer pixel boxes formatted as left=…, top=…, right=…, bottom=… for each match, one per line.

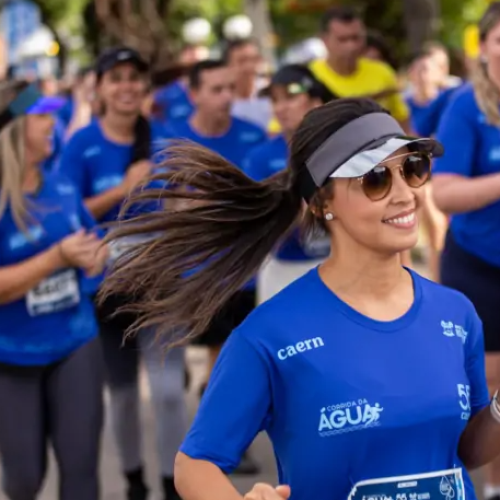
left=0, top=337, right=104, bottom=500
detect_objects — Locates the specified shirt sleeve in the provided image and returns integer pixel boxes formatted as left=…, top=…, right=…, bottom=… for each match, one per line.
left=465, top=309, right=489, bottom=417
left=433, top=94, right=477, bottom=177
left=180, top=330, right=272, bottom=472
left=57, top=133, right=89, bottom=197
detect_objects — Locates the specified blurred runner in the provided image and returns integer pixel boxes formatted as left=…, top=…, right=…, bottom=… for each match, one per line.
left=310, top=5, right=410, bottom=131
left=243, top=64, right=335, bottom=302
left=432, top=4, right=500, bottom=498
left=223, top=38, right=273, bottom=130
left=58, top=47, right=186, bottom=500
left=165, top=58, right=267, bottom=475
left=153, top=44, right=208, bottom=125
left=0, top=82, right=106, bottom=500
left=58, top=66, right=97, bottom=140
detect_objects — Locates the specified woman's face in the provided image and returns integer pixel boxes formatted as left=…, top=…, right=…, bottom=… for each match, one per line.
left=97, top=62, right=147, bottom=116
left=272, top=87, right=321, bottom=136
left=325, top=147, right=427, bottom=256
left=481, top=20, right=500, bottom=80
left=25, top=113, right=55, bottom=161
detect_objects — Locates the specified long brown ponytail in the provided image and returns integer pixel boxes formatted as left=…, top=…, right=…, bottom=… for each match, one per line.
left=472, top=2, right=500, bottom=126
left=99, top=142, right=302, bottom=342
left=99, top=97, right=389, bottom=344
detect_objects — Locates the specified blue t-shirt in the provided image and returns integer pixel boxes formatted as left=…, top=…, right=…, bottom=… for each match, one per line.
left=406, top=87, right=459, bottom=137
left=434, top=83, right=500, bottom=267
left=244, top=135, right=330, bottom=262
left=181, top=268, right=488, bottom=500
left=166, top=117, right=267, bottom=167
left=155, top=80, right=194, bottom=124
left=0, top=171, right=99, bottom=366
left=167, top=117, right=267, bottom=291
left=57, top=119, right=167, bottom=225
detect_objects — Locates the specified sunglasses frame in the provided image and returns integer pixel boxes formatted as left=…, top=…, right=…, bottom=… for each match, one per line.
left=356, top=151, right=432, bottom=201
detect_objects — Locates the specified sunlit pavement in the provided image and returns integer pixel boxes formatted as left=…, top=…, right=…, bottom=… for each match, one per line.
left=2, top=263, right=483, bottom=499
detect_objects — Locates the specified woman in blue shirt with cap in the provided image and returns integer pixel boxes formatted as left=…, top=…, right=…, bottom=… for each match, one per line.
left=243, top=64, right=334, bottom=302
left=58, top=46, right=186, bottom=500
left=102, top=96, right=500, bottom=500
left=0, top=82, right=107, bottom=500
left=432, top=4, right=500, bottom=498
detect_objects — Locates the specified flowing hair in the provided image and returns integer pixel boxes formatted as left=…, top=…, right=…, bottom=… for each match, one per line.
left=0, top=80, right=33, bottom=231
left=472, top=2, right=500, bottom=126
left=99, top=98, right=389, bottom=344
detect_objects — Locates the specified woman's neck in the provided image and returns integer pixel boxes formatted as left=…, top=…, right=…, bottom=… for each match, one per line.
left=190, top=111, right=231, bottom=137
left=22, top=161, right=41, bottom=193
left=100, top=112, right=137, bottom=144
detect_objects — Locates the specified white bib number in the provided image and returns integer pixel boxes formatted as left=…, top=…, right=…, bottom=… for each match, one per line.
left=348, top=468, right=465, bottom=500
left=26, top=269, right=80, bottom=316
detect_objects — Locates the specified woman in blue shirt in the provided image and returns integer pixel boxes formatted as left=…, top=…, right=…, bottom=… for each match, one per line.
left=0, top=82, right=107, bottom=499
left=102, top=96, right=500, bottom=500
left=432, top=4, right=500, bottom=499
left=58, top=47, right=186, bottom=500
left=243, top=64, right=335, bottom=303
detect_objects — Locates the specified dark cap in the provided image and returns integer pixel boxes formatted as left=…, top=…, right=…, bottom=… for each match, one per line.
left=259, top=64, right=334, bottom=103
left=96, top=47, right=149, bottom=79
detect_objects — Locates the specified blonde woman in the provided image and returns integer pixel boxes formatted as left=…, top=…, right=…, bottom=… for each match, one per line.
left=432, top=3, right=500, bottom=500
left=0, top=82, right=107, bottom=500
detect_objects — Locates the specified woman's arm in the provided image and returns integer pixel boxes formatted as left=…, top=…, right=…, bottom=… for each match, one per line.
left=459, top=311, right=497, bottom=469
left=84, top=160, right=151, bottom=220
left=459, top=403, right=500, bottom=470
left=0, top=245, right=65, bottom=304
left=174, top=453, right=243, bottom=500
left=432, top=173, right=500, bottom=214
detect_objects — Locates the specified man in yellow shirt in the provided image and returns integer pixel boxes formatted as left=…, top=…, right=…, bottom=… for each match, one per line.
left=310, top=5, right=410, bottom=131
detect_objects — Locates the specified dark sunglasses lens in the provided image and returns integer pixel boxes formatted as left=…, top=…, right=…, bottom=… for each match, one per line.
left=362, top=165, right=392, bottom=201
left=403, top=153, right=431, bottom=187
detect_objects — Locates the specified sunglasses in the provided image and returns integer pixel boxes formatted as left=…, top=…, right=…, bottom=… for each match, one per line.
left=356, top=151, right=432, bottom=201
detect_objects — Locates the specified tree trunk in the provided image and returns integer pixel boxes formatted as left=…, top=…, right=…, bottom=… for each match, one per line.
left=94, top=0, right=174, bottom=70
left=402, top=0, right=440, bottom=54
left=243, top=0, right=275, bottom=67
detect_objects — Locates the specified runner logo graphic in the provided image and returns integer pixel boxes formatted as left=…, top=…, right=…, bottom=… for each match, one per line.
left=318, top=399, right=383, bottom=437
left=441, top=321, right=468, bottom=344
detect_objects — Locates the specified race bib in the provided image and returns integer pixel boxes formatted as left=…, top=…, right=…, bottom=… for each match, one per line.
left=348, top=468, right=465, bottom=500
left=26, top=269, right=80, bottom=316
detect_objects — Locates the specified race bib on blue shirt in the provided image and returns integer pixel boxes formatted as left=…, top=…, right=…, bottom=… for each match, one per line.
left=348, top=469, right=465, bottom=500
left=26, top=269, right=80, bottom=316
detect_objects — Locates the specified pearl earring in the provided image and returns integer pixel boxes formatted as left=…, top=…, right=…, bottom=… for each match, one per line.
left=325, top=212, right=334, bottom=221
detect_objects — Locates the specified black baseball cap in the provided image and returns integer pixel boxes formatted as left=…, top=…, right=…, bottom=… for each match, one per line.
left=259, top=64, right=335, bottom=103
left=95, top=47, right=149, bottom=79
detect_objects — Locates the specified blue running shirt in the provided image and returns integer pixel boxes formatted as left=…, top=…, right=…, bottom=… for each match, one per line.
left=0, top=172, right=99, bottom=366
left=57, top=119, right=167, bottom=225
left=181, top=268, right=488, bottom=500
left=433, top=83, right=500, bottom=267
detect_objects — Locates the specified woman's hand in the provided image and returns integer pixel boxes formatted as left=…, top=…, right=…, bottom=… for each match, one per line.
left=58, top=229, right=102, bottom=270
left=244, top=483, right=291, bottom=500
left=84, top=242, right=109, bottom=278
left=121, top=160, right=152, bottom=194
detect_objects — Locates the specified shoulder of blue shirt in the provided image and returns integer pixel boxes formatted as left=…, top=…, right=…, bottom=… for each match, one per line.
left=230, top=268, right=483, bottom=352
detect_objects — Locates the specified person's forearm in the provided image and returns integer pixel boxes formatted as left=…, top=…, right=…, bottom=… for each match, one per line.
left=174, top=453, right=243, bottom=500
left=459, top=404, right=500, bottom=470
left=65, top=103, right=92, bottom=141
left=0, top=246, right=65, bottom=304
left=85, top=185, right=125, bottom=220
left=433, top=174, right=500, bottom=214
